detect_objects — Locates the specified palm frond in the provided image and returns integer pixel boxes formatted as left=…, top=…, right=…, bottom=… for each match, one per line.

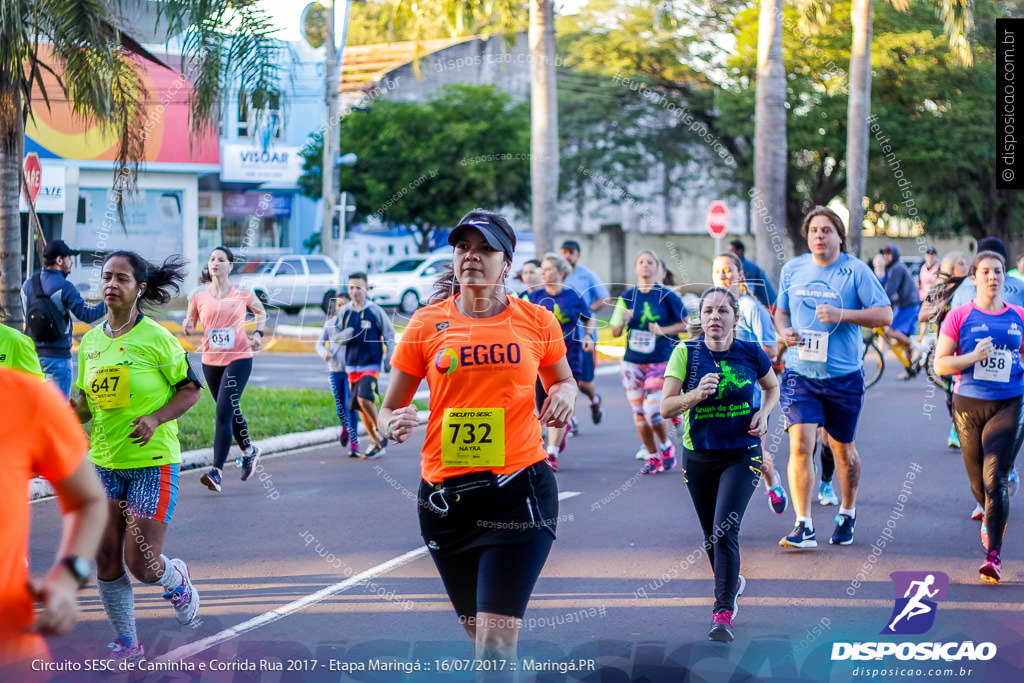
left=939, top=0, right=974, bottom=67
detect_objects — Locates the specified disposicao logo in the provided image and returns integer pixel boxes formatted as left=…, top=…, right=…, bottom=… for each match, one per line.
left=435, top=348, right=459, bottom=375
left=882, top=571, right=948, bottom=635
left=831, top=570, right=997, bottom=663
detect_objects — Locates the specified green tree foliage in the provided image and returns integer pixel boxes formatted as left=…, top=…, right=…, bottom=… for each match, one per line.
left=554, top=0, right=741, bottom=227
left=298, top=84, right=530, bottom=252
left=865, top=0, right=1017, bottom=241
left=0, top=0, right=279, bottom=325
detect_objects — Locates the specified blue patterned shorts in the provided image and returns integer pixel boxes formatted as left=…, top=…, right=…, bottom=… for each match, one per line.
left=95, top=463, right=180, bottom=523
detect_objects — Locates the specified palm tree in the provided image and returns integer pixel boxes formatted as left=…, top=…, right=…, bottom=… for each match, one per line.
left=0, top=0, right=279, bottom=326
left=844, top=0, right=973, bottom=255
left=754, top=0, right=787, bottom=285
left=529, top=0, right=558, bottom=254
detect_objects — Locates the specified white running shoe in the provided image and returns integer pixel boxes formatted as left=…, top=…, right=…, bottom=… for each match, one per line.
left=162, top=558, right=200, bottom=625
left=971, top=503, right=984, bottom=521
left=635, top=446, right=648, bottom=461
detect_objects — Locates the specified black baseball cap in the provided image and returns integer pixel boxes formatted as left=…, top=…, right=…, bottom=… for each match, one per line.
left=560, top=240, right=581, bottom=252
left=42, top=239, right=74, bottom=259
left=449, top=214, right=515, bottom=260
left=925, top=246, right=938, bottom=254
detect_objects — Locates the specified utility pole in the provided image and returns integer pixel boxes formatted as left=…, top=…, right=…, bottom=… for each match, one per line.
left=319, top=0, right=353, bottom=274
left=321, top=0, right=339, bottom=265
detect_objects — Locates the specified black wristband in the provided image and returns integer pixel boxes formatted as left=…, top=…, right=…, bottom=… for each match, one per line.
left=253, top=329, right=265, bottom=337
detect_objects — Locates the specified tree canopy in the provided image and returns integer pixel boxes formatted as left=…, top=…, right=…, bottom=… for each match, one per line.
left=299, top=84, right=531, bottom=252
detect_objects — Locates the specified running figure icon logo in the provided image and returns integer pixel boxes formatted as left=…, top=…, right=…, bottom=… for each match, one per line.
left=881, top=571, right=949, bottom=635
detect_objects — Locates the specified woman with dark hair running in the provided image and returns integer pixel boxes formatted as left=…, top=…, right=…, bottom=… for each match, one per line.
left=611, top=250, right=688, bottom=473
left=711, top=252, right=787, bottom=514
left=183, top=246, right=267, bottom=491
left=379, top=210, right=576, bottom=661
left=528, top=252, right=595, bottom=470
left=934, top=251, right=1024, bottom=583
left=71, top=252, right=203, bottom=661
left=661, top=286, right=780, bottom=643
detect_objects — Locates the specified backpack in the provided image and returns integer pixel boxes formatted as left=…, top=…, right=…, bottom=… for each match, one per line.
left=26, top=274, right=67, bottom=344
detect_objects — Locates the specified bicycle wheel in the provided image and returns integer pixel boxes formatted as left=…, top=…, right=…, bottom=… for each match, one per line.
left=863, top=340, right=884, bottom=389
left=924, top=344, right=952, bottom=392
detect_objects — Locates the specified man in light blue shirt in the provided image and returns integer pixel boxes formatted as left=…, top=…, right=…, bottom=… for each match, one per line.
left=561, top=240, right=610, bottom=425
left=774, top=208, right=892, bottom=551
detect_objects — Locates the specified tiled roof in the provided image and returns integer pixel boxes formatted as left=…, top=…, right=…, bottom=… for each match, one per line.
left=340, top=36, right=485, bottom=94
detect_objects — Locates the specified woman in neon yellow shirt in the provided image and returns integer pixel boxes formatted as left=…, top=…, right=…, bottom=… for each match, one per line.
left=71, top=251, right=202, bottom=662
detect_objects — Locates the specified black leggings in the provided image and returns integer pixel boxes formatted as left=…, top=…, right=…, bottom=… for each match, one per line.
left=952, top=394, right=1024, bottom=554
left=202, top=358, right=253, bottom=469
left=430, top=533, right=554, bottom=620
left=683, top=446, right=761, bottom=613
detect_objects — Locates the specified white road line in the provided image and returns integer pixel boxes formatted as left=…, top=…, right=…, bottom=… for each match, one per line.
left=155, top=489, right=582, bottom=662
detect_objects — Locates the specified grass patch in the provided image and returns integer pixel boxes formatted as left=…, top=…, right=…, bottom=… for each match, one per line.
left=174, top=387, right=428, bottom=451
left=176, top=387, right=340, bottom=451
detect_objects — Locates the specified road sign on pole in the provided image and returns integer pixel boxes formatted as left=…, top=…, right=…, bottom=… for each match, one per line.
left=706, top=200, right=729, bottom=238
left=707, top=200, right=729, bottom=255
left=24, top=153, right=41, bottom=205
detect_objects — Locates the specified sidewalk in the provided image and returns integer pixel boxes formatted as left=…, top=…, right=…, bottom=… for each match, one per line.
left=71, top=321, right=630, bottom=359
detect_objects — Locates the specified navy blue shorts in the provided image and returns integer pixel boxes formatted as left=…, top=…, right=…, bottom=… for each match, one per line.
left=780, top=369, right=864, bottom=443
left=579, top=348, right=596, bottom=383
left=891, top=305, right=921, bottom=336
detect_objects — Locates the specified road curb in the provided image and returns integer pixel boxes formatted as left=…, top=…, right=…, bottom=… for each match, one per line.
left=29, top=410, right=432, bottom=502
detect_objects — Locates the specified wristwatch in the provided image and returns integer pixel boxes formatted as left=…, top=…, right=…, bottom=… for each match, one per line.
left=60, top=556, right=93, bottom=589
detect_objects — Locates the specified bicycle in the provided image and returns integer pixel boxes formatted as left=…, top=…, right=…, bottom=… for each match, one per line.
left=861, top=327, right=932, bottom=389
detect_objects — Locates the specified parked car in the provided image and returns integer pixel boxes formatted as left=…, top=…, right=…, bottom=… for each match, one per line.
left=230, top=255, right=344, bottom=314
left=368, top=255, right=452, bottom=313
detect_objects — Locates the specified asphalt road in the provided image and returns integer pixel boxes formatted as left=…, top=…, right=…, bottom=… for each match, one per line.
left=23, top=368, right=1024, bottom=683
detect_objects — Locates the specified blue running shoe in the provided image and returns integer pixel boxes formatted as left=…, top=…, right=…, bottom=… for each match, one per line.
left=661, top=442, right=676, bottom=471
left=1010, top=469, right=1019, bottom=497
left=780, top=521, right=817, bottom=548
left=830, top=513, right=856, bottom=545
left=107, top=635, right=144, bottom=663
left=239, top=444, right=261, bottom=481
left=948, top=424, right=960, bottom=449
left=818, top=481, right=839, bottom=506
left=641, top=455, right=664, bottom=474
left=766, top=486, right=788, bottom=515
left=200, top=468, right=222, bottom=493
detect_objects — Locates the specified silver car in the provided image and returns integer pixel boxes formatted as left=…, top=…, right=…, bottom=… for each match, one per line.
left=231, top=255, right=342, bottom=314
left=368, top=256, right=452, bottom=313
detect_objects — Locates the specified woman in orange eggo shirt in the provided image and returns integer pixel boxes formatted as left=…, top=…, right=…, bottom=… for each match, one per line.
left=380, top=209, right=577, bottom=661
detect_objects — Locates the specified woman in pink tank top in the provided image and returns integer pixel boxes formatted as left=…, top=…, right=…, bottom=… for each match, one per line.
left=183, top=246, right=267, bottom=493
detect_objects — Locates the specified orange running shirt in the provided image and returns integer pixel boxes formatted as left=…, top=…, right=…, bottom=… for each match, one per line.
left=391, top=295, right=566, bottom=483
left=190, top=284, right=254, bottom=366
left=0, top=369, right=87, bottom=666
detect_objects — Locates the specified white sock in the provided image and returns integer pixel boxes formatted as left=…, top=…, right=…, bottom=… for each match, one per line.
left=798, top=516, right=814, bottom=530
left=840, top=506, right=856, bottom=518
left=547, top=446, right=559, bottom=456
left=97, top=572, right=137, bottom=645
left=158, top=555, right=183, bottom=592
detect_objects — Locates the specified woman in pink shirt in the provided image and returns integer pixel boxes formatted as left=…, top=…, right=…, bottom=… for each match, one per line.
left=183, top=246, right=267, bottom=492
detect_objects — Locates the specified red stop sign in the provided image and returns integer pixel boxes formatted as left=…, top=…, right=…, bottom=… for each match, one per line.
left=24, top=152, right=41, bottom=205
left=706, top=200, right=729, bottom=238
